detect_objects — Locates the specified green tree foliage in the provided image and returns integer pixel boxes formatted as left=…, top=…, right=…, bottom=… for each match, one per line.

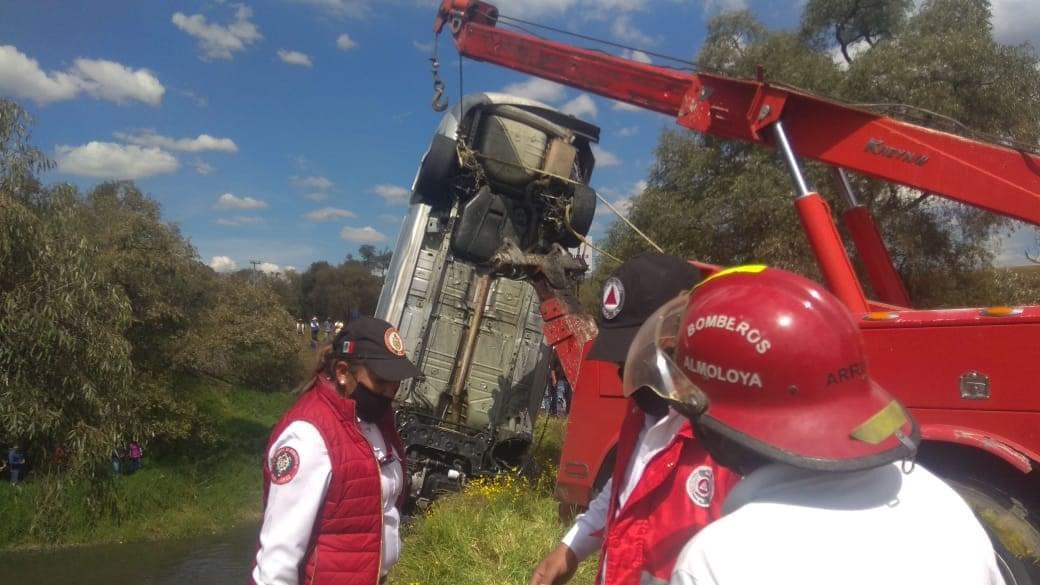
left=266, top=269, right=304, bottom=318
left=298, top=259, right=384, bottom=320
left=357, top=244, right=393, bottom=277
left=170, top=276, right=300, bottom=391
left=0, top=187, right=136, bottom=476
left=801, top=0, right=912, bottom=62
left=0, top=100, right=49, bottom=196
left=597, top=0, right=1040, bottom=308
left=0, top=98, right=300, bottom=494
left=69, top=182, right=212, bottom=373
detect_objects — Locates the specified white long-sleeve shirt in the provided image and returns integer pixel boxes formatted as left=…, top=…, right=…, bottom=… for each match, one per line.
left=561, top=408, right=686, bottom=560
left=670, top=462, right=1005, bottom=585
left=252, top=419, right=403, bottom=585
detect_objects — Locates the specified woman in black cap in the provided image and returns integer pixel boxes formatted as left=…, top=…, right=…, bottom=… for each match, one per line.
left=251, top=316, right=422, bottom=585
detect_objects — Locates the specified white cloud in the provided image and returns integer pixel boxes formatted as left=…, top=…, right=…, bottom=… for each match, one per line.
left=592, top=144, right=621, bottom=167
left=561, top=93, right=598, bottom=119
left=257, top=262, right=282, bottom=274
left=193, top=159, right=215, bottom=175
left=278, top=49, right=313, bottom=67
left=305, top=207, right=357, bottom=221
left=612, top=100, right=644, bottom=112
left=501, top=77, right=567, bottom=103
left=380, top=213, right=402, bottom=223
left=172, top=5, right=262, bottom=61
left=340, top=225, right=387, bottom=243
left=618, top=126, right=639, bottom=137
left=193, top=237, right=316, bottom=272
left=505, top=0, right=648, bottom=19
left=214, top=193, right=268, bottom=209
left=290, top=0, right=371, bottom=18
left=0, top=46, right=79, bottom=104
left=209, top=256, right=237, bottom=272
left=703, top=0, right=747, bottom=14
left=284, top=265, right=298, bottom=273
left=623, top=49, right=653, bottom=64
left=992, top=0, right=1040, bottom=48
left=114, top=130, right=238, bottom=152
left=611, top=15, right=656, bottom=46
left=374, top=184, right=411, bottom=205
left=70, top=58, right=165, bottom=105
left=216, top=215, right=265, bottom=226
left=293, top=175, right=334, bottom=190
left=499, top=0, right=578, bottom=17
left=0, top=46, right=164, bottom=106
left=412, top=40, right=434, bottom=54
left=336, top=33, right=358, bottom=51
left=180, top=89, right=208, bottom=107
left=304, top=192, right=329, bottom=201
left=55, top=142, right=178, bottom=179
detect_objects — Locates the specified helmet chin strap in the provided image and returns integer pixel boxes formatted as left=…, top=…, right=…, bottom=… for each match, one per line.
left=895, top=430, right=917, bottom=473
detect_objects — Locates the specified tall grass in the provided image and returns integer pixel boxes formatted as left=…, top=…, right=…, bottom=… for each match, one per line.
left=389, top=416, right=598, bottom=585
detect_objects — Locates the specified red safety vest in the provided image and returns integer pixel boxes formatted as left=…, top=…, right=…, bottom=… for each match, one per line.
left=254, top=376, right=406, bottom=585
left=596, top=401, right=738, bottom=585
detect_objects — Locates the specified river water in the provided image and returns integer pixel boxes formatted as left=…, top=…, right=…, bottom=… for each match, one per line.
left=0, top=522, right=259, bottom=585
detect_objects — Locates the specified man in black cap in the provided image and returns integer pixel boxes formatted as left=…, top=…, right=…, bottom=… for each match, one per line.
left=531, top=252, right=739, bottom=585
left=252, top=316, right=422, bottom=585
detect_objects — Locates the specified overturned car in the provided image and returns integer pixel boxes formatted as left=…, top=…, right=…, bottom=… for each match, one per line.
left=375, top=93, right=600, bottom=509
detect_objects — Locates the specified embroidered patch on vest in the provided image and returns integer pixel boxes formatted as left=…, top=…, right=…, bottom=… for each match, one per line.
left=384, top=327, right=406, bottom=356
left=686, top=465, right=715, bottom=508
left=602, top=277, right=625, bottom=320
left=270, top=446, right=300, bottom=485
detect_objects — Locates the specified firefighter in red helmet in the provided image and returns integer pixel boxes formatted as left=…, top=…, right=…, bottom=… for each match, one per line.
left=621, top=266, right=1004, bottom=585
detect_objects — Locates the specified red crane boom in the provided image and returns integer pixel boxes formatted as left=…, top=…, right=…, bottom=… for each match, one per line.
left=435, top=0, right=1040, bottom=227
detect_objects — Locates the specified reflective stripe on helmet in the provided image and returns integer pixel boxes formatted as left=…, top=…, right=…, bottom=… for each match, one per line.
left=695, top=264, right=768, bottom=289
left=850, top=400, right=909, bottom=445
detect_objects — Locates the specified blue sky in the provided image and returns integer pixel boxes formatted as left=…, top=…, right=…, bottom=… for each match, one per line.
left=1, top=0, right=1036, bottom=273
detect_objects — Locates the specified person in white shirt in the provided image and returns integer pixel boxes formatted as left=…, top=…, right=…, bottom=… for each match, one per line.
left=251, top=316, right=422, bottom=585
left=531, top=252, right=738, bottom=585
left=619, top=265, right=1004, bottom=585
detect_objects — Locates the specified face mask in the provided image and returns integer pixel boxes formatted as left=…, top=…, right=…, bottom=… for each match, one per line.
left=352, top=384, right=393, bottom=422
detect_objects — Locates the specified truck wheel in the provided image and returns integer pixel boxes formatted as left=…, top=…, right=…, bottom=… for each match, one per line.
left=558, top=184, right=596, bottom=248
left=945, top=477, right=1040, bottom=585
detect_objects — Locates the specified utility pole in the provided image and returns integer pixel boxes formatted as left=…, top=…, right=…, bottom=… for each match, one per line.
left=249, top=259, right=263, bottom=286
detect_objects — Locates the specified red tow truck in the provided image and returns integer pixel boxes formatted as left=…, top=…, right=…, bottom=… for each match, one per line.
left=432, top=1, right=1040, bottom=580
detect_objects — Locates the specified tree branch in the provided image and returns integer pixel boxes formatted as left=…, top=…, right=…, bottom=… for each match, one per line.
left=837, top=26, right=853, bottom=64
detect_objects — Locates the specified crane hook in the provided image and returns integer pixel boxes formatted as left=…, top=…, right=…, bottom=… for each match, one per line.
left=431, top=60, right=448, bottom=112
left=429, top=31, right=449, bottom=112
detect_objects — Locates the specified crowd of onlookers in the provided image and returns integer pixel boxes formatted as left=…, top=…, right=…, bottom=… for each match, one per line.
left=111, top=440, right=144, bottom=475
left=0, top=440, right=145, bottom=486
left=296, top=316, right=347, bottom=349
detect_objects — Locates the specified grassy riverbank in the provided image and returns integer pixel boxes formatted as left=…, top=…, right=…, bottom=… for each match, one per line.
left=1, top=367, right=599, bottom=585
left=0, top=381, right=291, bottom=549
left=389, top=416, right=598, bottom=585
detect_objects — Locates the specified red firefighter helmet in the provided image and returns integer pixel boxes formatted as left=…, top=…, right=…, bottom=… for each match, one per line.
left=623, top=265, right=919, bottom=471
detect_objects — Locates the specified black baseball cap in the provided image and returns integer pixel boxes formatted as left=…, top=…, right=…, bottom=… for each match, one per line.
left=587, top=252, right=703, bottom=364
left=330, top=316, right=423, bottom=382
